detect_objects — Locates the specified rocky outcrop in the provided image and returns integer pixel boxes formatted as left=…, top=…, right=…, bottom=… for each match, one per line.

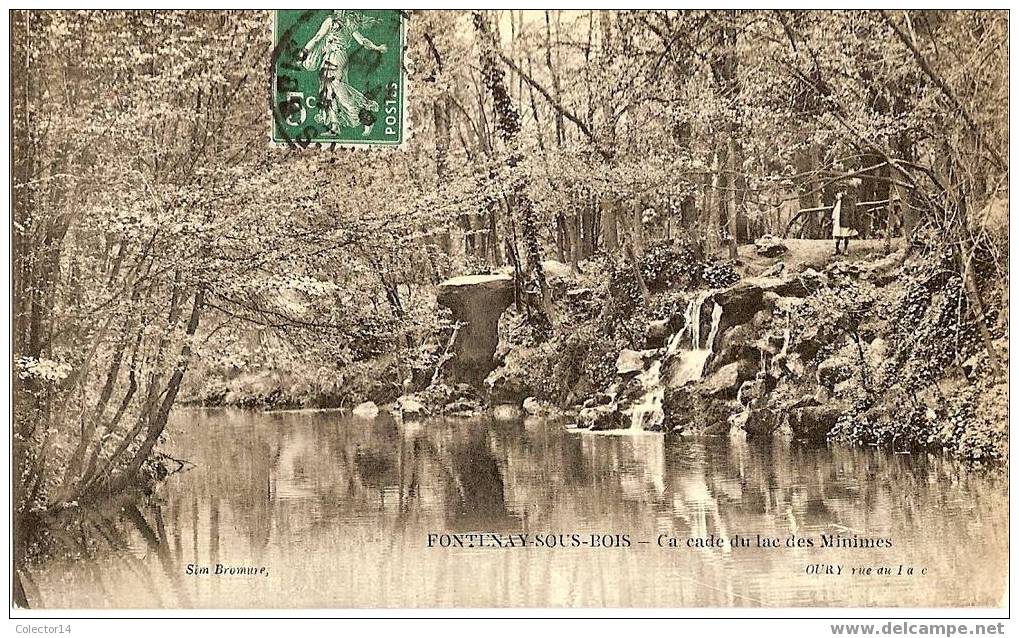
left=616, top=349, right=650, bottom=375
left=700, top=360, right=754, bottom=399
left=816, top=344, right=856, bottom=389
left=755, top=234, right=788, bottom=257
left=713, top=323, right=756, bottom=369
left=645, top=319, right=671, bottom=349
left=437, top=274, right=514, bottom=385
left=615, top=349, right=643, bottom=375
left=646, top=314, right=685, bottom=349
left=788, top=404, right=843, bottom=441
left=484, top=348, right=533, bottom=403
left=470, top=248, right=910, bottom=446
left=713, top=269, right=827, bottom=318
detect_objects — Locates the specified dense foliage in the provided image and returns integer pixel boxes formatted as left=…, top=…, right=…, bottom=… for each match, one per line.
left=11, top=11, right=1008, bottom=584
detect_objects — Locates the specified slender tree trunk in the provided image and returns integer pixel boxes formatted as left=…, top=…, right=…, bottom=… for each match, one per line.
left=707, top=150, right=720, bottom=253
left=601, top=196, right=618, bottom=252
left=727, top=135, right=739, bottom=260
left=473, top=11, right=553, bottom=330
left=102, top=287, right=206, bottom=496
left=543, top=11, right=565, bottom=146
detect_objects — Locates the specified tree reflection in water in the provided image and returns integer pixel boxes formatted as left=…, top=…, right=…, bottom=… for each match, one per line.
left=27, top=408, right=1008, bottom=608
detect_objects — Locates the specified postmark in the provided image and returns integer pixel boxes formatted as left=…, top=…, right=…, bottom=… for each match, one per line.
left=271, top=10, right=404, bottom=147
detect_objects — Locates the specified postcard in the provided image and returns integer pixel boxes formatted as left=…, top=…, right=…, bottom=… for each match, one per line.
left=9, top=8, right=1009, bottom=613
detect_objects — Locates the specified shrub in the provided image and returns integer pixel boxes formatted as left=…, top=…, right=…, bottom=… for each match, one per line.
left=700, top=259, right=740, bottom=288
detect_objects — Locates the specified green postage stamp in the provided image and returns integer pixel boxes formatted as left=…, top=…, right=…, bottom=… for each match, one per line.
left=272, top=10, right=405, bottom=147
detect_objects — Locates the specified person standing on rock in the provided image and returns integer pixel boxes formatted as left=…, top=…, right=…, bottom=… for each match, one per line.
left=831, top=191, right=858, bottom=256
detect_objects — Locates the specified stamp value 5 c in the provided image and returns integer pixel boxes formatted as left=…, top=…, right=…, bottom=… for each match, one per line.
left=272, top=10, right=404, bottom=147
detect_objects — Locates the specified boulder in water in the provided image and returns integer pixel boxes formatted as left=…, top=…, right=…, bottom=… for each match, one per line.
left=353, top=401, right=379, bottom=419
left=437, top=274, right=514, bottom=385
left=788, top=404, right=842, bottom=441
left=396, top=395, right=427, bottom=417
left=493, top=404, right=522, bottom=421
left=522, top=396, right=547, bottom=416
left=445, top=397, right=481, bottom=418
left=743, top=407, right=783, bottom=438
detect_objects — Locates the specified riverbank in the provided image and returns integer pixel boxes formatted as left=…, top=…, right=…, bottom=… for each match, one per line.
left=488, top=237, right=1006, bottom=463
left=186, top=237, right=1007, bottom=465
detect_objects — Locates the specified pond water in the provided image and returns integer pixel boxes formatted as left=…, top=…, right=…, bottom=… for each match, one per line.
left=31, top=408, right=1007, bottom=608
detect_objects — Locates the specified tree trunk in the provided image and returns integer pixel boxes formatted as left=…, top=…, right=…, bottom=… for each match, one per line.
left=543, top=11, right=565, bottom=146
left=706, top=150, right=720, bottom=253
left=727, top=135, right=739, bottom=260
left=473, top=11, right=553, bottom=330
left=104, top=287, right=206, bottom=496
left=600, top=196, right=618, bottom=252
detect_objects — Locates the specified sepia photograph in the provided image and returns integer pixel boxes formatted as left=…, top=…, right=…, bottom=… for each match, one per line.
left=8, top=7, right=1010, bottom=614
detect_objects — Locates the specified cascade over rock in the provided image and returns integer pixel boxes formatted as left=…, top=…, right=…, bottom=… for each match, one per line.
left=664, top=293, right=724, bottom=388
left=602, top=292, right=728, bottom=432
left=437, top=274, right=514, bottom=385
left=482, top=259, right=895, bottom=439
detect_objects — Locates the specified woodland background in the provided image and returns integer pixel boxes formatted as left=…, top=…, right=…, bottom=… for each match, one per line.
left=11, top=10, right=1008, bottom=557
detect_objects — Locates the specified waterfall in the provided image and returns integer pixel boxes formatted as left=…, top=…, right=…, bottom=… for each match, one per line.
left=629, top=387, right=664, bottom=430
left=664, top=305, right=688, bottom=354
left=769, top=319, right=791, bottom=376
left=666, top=292, right=724, bottom=388
left=705, top=302, right=723, bottom=351
left=629, top=361, right=665, bottom=430
left=625, top=291, right=724, bottom=432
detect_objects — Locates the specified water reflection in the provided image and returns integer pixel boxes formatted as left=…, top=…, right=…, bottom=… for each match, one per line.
left=30, top=409, right=1008, bottom=608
